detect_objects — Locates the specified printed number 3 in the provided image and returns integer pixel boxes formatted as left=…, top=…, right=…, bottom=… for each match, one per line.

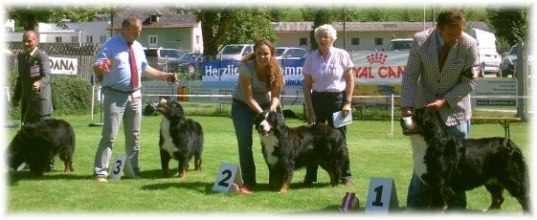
left=218, top=169, right=232, bottom=187
left=113, top=160, right=122, bottom=175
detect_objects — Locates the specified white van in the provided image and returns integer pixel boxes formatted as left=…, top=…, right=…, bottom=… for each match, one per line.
left=467, top=28, right=502, bottom=77
left=216, top=44, right=254, bottom=60
left=388, top=38, right=413, bottom=51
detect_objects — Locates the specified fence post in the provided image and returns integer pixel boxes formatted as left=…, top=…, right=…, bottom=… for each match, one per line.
left=389, top=93, right=394, bottom=138
left=516, top=42, right=526, bottom=120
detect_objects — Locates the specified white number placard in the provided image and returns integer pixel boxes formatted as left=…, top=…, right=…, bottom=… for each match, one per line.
left=109, top=154, right=136, bottom=180
left=365, top=178, right=399, bottom=213
left=212, top=163, right=242, bottom=193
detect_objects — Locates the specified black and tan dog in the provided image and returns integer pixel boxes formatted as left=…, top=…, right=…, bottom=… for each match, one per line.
left=401, top=107, right=529, bottom=212
left=7, top=119, right=75, bottom=177
left=254, top=110, right=350, bottom=193
left=157, top=98, right=203, bottom=178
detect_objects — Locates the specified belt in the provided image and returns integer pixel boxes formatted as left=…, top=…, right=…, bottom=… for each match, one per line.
left=312, top=90, right=344, bottom=94
left=103, top=87, right=141, bottom=100
left=104, top=87, right=138, bottom=94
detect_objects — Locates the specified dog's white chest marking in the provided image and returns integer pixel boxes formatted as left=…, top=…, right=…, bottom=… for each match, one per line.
left=411, top=135, right=428, bottom=184
left=160, top=118, right=178, bottom=157
left=261, top=134, right=279, bottom=167
left=260, top=120, right=271, bottom=134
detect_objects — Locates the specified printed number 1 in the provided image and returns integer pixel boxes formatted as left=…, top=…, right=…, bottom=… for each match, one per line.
left=372, top=185, right=384, bottom=206
left=113, top=160, right=122, bottom=175
left=218, top=169, right=232, bottom=187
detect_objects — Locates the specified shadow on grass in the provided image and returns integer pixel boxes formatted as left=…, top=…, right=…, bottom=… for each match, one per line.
left=7, top=170, right=94, bottom=185
left=137, top=169, right=335, bottom=194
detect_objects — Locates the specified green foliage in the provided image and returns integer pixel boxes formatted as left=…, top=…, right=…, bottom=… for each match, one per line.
left=309, top=9, right=334, bottom=50
left=486, top=7, right=528, bottom=50
left=8, top=6, right=107, bottom=30
left=194, top=7, right=276, bottom=59
left=50, top=76, right=92, bottom=115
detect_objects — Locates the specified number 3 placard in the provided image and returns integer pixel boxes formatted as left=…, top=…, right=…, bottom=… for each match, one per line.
left=212, top=162, right=242, bottom=193
left=365, top=178, right=399, bottom=213
left=109, top=154, right=136, bottom=180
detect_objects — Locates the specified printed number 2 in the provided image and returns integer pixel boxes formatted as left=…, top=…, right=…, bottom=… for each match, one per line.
left=218, top=169, right=232, bottom=187
left=113, top=160, right=122, bottom=175
left=372, top=185, right=384, bottom=207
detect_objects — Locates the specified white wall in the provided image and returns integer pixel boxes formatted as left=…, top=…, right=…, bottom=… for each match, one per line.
left=191, top=22, right=204, bottom=53
left=276, top=30, right=418, bottom=52
left=67, top=22, right=110, bottom=44
left=35, top=22, right=109, bottom=44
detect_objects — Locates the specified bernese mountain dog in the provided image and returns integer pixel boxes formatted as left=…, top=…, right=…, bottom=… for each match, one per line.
left=254, top=110, right=350, bottom=193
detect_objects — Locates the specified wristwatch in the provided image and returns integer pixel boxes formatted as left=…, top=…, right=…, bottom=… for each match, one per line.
left=343, top=100, right=351, bottom=105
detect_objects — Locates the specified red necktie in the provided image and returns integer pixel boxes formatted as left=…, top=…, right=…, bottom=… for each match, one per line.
left=439, top=43, right=450, bottom=71
left=128, top=42, right=139, bottom=90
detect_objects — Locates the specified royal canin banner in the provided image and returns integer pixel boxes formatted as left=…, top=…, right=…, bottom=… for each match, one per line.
left=200, top=51, right=409, bottom=88
left=351, top=50, right=409, bottom=85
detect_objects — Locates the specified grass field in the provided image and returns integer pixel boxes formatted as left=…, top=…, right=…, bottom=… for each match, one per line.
left=3, top=110, right=531, bottom=215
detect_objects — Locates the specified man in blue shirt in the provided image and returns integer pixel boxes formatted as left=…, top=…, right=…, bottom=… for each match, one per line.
left=93, top=16, right=178, bottom=182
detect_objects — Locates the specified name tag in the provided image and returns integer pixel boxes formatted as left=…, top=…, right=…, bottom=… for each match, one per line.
left=30, top=64, right=40, bottom=78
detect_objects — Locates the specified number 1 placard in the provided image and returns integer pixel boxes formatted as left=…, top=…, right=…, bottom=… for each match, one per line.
left=365, top=178, right=399, bottom=213
left=212, top=162, right=242, bottom=193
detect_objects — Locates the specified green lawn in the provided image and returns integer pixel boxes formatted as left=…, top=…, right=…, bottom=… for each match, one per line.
left=3, top=113, right=531, bottom=215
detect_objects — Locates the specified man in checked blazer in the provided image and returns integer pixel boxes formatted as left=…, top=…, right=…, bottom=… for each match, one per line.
left=401, top=9, right=480, bottom=211
left=12, top=30, right=53, bottom=124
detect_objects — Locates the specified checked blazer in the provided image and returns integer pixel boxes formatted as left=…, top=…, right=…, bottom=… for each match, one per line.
left=401, top=28, right=480, bottom=126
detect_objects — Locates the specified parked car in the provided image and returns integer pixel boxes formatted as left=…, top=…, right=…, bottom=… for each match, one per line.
left=387, top=38, right=413, bottom=51
left=275, top=47, right=307, bottom=60
left=170, top=52, right=204, bottom=75
left=467, top=28, right=501, bottom=77
left=501, top=44, right=519, bottom=78
left=144, top=48, right=186, bottom=71
left=216, top=44, right=253, bottom=60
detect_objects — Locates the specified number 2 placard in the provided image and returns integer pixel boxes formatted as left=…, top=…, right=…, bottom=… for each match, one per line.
left=365, top=178, right=399, bottom=213
left=212, top=163, right=242, bottom=193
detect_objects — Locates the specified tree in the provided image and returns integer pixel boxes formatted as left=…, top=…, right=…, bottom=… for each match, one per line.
left=486, top=7, right=528, bottom=50
left=309, top=9, right=333, bottom=50
left=8, top=7, right=55, bottom=31
left=191, top=7, right=276, bottom=60
left=8, top=6, right=107, bottom=31
left=364, top=7, right=390, bottom=21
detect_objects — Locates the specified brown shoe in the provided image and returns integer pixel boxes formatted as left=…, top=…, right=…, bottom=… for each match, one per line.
left=343, top=179, right=354, bottom=186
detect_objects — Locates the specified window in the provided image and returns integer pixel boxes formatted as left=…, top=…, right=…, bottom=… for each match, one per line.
left=299, top=38, right=308, bottom=46
left=149, top=35, right=158, bottom=44
left=71, top=36, right=78, bottom=43
left=351, top=38, right=360, bottom=45
left=100, top=35, right=107, bottom=43
left=55, top=36, right=62, bottom=43
left=375, top=38, right=384, bottom=46
left=86, top=35, right=93, bottom=43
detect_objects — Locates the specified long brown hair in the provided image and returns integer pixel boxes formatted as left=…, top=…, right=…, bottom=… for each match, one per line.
left=241, top=40, right=284, bottom=90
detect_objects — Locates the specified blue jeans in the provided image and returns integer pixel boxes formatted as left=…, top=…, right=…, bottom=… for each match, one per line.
left=305, top=91, right=352, bottom=183
left=94, top=88, right=142, bottom=177
left=406, top=120, right=470, bottom=210
left=231, top=99, right=270, bottom=187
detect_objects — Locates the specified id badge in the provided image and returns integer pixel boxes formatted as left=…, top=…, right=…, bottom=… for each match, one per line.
left=30, top=64, right=41, bottom=78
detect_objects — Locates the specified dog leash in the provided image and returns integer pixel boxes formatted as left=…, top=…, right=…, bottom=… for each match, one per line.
left=21, top=90, right=37, bottom=126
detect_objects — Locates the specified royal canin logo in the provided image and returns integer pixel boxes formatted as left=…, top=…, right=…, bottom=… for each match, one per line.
left=366, top=53, right=388, bottom=65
